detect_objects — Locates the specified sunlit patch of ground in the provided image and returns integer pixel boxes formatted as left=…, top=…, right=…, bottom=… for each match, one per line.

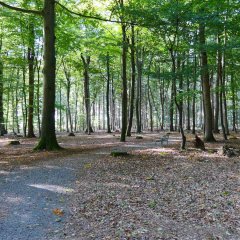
left=28, top=184, right=74, bottom=194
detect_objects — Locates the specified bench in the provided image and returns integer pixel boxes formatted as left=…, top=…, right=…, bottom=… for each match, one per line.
left=155, top=133, right=170, bottom=146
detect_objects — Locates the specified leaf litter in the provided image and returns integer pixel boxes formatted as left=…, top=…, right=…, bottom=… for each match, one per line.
left=60, top=133, right=240, bottom=240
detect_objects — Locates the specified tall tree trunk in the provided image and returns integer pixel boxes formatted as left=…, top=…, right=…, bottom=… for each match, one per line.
left=127, top=24, right=136, bottom=136
left=111, top=74, right=116, bottom=131
left=170, top=83, right=174, bottom=131
left=177, top=58, right=183, bottom=132
left=106, top=52, right=111, bottom=133
left=63, top=60, right=73, bottom=133
left=158, top=66, right=165, bottom=130
left=170, top=50, right=186, bottom=149
left=0, top=38, right=6, bottom=136
left=15, top=69, right=20, bottom=134
left=22, top=66, right=28, bottom=137
left=223, top=19, right=230, bottom=135
left=199, top=22, right=215, bottom=142
left=35, top=0, right=61, bottom=150
left=136, top=47, right=143, bottom=134
left=192, top=55, right=197, bottom=134
left=222, top=56, right=229, bottom=135
left=36, top=62, right=41, bottom=136
left=186, top=69, right=191, bottom=131
left=120, top=19, right=128, bottom=142
left=27, top=22, right=36, bottom=137
left=147, top=58, right=153, bottom=132
left=74, top=87, right=78, bottom=132
left=81, top=54, right=93, bottom=135
left=218, top=36, right=227, bottom=140
left=213, top=37, right=220, bottom=134
left=230, top=73, right=237, bottom=132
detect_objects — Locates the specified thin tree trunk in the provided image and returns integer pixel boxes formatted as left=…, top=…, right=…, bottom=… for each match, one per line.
left=192, top=55, right=197, bottom=134
left=22, top=66, right=28, bottom=137
left=218, top=35, right=227, bottom=140
left=230, top=73, right=237, bottom=132
left=136, top=47, right=143, bottom=134
left=187, top=70, right=191, bottom=131
left=63, top=60, right=73, bottom=133
left=0, top=37, right=6, bottom=135
left=111, top=75, right=116, bottom=131
left=170, top=50, right=186, bottom=149
left=214, top=37, right=220, bottom=133
left=127, top=24, right=136, bottom=136
left=120, top=16, right=128, bottom=142
left=222, top=57, right=229, bottom=135
left=106, top=52, right=111, bottom=133
left=15, top=69, right=20, bottom=134
left=170, top=83, right=174, bottom=131
left=36, top=62, right=41, bottom=136
left=147, top=57, right=153, bottom=131
left=27, top=22, right=36, bottom=137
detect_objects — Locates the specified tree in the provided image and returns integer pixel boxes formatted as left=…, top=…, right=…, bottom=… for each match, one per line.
left=199, top=21, right=215, bottom=142
left=0, top=35, right=6, bottom=136
left=106, top=52, right=112, bottom=133
left=27, top=21, right=36, bottom=138
left=81, top=54, right=93, bottom=134
left=0, top=0, right=61, bottom=149
left=127, top=24, right=136, bottom=137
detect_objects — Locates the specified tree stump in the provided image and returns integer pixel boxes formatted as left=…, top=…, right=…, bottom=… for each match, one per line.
left=68, top=132, right=75, bottom=137
left=194, top=135, right=205, bottom=150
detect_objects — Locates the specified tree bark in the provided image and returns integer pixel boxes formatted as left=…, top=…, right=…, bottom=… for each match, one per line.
left=27, top=22, right=36, bottom=138
left=127, top=24, right=136, bottom=137
left=106, top=53, right=111, bottom=133
left=63, top=59, right=73, bottom=133
left=213, top=37, right=220, bottom=134
left=170, top=49, right=186, bottom=149
left=230, top=73, right=237, bottom=132
left=136, top=47, right=143, bottom=134
left=0, top=37, right=6, bottom=136
left=170, top=83, right=174, bottom=131
left=81, top=54, right=93, bottom=135
left=120, top=22, right=128, bottom=142
left=35, top=0, right=61, bottom=150
left=199, top=22, right=215, bottom=142
left=22, top=65, right=28, bottom=137
left=218, top=36, right=227, bottom=140
left=186, top=68, right=191, bottom=131
left=147, top=57, right=153, bottom=132
left=192, top=55, right=197, bottom=134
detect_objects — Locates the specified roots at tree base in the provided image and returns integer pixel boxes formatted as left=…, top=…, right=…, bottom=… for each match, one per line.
left=34, top=137, right=62, bottom=151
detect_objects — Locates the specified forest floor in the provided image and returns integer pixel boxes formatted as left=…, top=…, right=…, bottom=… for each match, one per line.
left=0, top=131, right=239, bottom=239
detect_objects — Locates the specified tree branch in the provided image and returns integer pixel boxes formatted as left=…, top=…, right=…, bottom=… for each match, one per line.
left=56, top=1, right=134, bottom=26
left=0, top=1, right=42, bottom=16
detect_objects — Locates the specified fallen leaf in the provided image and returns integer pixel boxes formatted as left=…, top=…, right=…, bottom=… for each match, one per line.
left=52, top=208, right=64, bottom=216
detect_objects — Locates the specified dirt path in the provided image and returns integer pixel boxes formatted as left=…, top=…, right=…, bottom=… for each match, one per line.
left=0, top=137, right=160, bottom=240
left=0, top=149, right=104, bottom=240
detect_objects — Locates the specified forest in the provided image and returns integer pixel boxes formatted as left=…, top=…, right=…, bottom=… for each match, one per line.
left=0, top=0, right=240, bottom=239
left=0, top=0, right=239, bottom=148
